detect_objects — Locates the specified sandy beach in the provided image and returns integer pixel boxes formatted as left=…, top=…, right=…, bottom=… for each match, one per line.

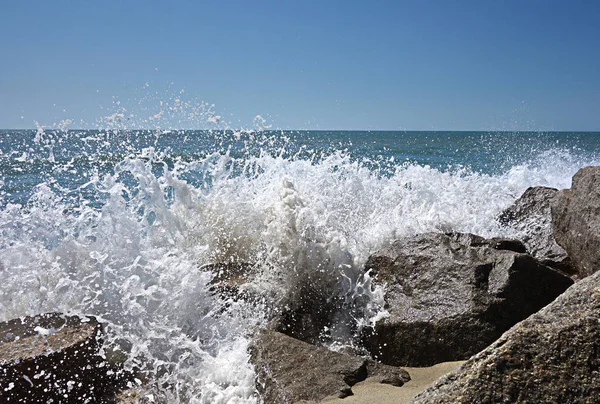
left=323, top=361, right=464, bottom=404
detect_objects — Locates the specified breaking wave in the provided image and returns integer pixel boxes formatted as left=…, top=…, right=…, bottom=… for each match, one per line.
left=1, top=127, right=598, bottom=402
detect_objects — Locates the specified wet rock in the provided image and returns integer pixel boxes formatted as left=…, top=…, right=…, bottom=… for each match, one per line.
left=499, top=186, right=574, bottom=275
left=362, top=232, right=573, bottom=367
left=365, top=360, right=412, bottom=387
left=552, top=166, right=600, bottom=277
left=0, top=313, right=129, bottom=403
left=115, top=386, right=158, bottom=403
left=411, top=269, right=600, bottom=404
left=203, top=261, right=349, bottom=346
left=202, top=261, right=256, bottom=301
left=204, top=261, right=254, bottom=286
left=485, top=237, right=527, bottom=253
left=272, top=271, right=346, bottom=345
left=249, top=330, right=410, bottom=403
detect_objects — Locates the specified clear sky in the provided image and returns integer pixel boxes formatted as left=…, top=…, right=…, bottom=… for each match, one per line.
left=1, top=0, right=599, bottom=131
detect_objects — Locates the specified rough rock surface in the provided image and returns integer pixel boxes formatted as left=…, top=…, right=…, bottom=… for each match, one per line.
left=203, top=262, right=351, bottom=346
left=249, top=330, right=410, bottom=403
left=272, top=272, right=347, bottom=345
left=115, top=386, right=158, bottom=403
left=0, top=313, right=129, bottom=403
left=363, top=232, right=573, bottom=367
left=202, top=261, right=256, bottom=301
left=499, top=186, right=574, bottom=275
left=411, top=269, right=600, bottom=404
left=552, top=166, right=600, bottom=277
left=203, top=259, right=366, bottom=348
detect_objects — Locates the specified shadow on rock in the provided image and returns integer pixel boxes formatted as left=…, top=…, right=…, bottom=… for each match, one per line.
left=249, top=329, right=410, bottom=403
left=499, top=186, right=575, bottom=277
left=0, top=313, right=133, bottom=403
left=362, top=232, right=573, bottom=367
left=412, top=268, right=600, bottom=403
left=552, top=166, right=600, bottom=278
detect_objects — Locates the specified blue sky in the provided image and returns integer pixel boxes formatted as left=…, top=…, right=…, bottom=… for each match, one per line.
left=1, top=0, right=599, bottom=130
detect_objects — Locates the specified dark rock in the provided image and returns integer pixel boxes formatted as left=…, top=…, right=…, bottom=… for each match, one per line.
left=362, top=232, right=573, bottom=367
left=272, top=271, right=346, bottom=345
left=499, top=186, right=574, bottom=275
left=552, top=166, right=600, bottom=277
left=0, top=313, right=130, bottom=403
left=411, top=269, right=600, bottom=404
left=203, top=262, right=353, bottom=346
left=115, top=386, right=158, bottom=403
left=203, top=261, right=254, bottom=286
left=499, top=186, right=558, bottom=226
left=202, top=261, right=256, bottom=301
left=485, top=237, right=527, bottom=254
left=365, top=360, right=411, bottom=387
left=249, top=330, right=410, bottom=403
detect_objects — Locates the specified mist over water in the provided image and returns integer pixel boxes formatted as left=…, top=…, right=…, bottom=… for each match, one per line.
left=1, top=124, right=599, bottom=402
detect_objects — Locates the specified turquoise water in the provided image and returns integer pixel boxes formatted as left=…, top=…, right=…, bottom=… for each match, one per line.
left=1, top=128, right=599, bottom=402
left=2, top=129, right=599, bottom=207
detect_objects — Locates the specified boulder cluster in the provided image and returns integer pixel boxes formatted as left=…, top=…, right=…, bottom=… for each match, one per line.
left=251, top=166, right=600, bottom=403
left=411, top=166, right=600, bottom=403
left=2, top=166, right=600, bottom=403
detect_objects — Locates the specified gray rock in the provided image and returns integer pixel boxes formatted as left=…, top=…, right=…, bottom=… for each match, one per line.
left=552, top=166, right=600, bottom=277
left=499, top=186, right=574, bottom=276
left=272, top=271, right=347, bottom=345
left=202, top=261, right=256, bottom=301
left=411, top=269, right=600, bottom=404
left=362, top=232, right=573, bottom=367
left=249, top=330, right=410, bottom=403
left=115, top=386, right=159, bottom=404
left=365, top=360, right=412, bottom=387
left=0, top=313, right=129, bottom=403
left=203, top=262, right=353, bottom=346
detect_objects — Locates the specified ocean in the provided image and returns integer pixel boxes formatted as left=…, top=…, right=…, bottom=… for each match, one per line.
left=1, top=128, right=599, bottom=402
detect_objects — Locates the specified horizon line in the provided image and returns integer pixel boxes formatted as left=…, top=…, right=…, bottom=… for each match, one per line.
left=2, top=128, right=600, bottom=133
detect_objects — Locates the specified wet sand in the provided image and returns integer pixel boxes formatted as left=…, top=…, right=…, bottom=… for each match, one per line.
left=323, top=360, right=464, bottom=404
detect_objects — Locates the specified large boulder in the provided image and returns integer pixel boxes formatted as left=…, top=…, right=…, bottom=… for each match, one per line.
left=0, top=313, right=129, bottom=402
left=249, top=330, right=410, bottom=403
left=272, top=271, right=347, bottom=345
left=202, top=261, right=256, bottom=301
left=499, top=186, right=574, bottom=275
left=552, top=166, right=600, bottom=277
left=412, top=268, right=600, bottom=403
left=203, top=262, right=351, bottom=346
left=362, top=233, right=573, bottom=367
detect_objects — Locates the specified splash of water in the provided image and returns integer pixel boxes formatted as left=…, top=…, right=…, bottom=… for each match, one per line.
left=1, top=107, right=599, bottom=402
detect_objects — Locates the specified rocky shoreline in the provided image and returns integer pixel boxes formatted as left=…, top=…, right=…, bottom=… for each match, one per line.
left=2, top=166, right=600, bottom=403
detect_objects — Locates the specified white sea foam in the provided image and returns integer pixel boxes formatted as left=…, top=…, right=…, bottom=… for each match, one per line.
left=0, top=130, right=598, bottom=402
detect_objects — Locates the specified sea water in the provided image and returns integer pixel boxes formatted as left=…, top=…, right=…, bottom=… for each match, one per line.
left=1, top=127, right=599, bottom=402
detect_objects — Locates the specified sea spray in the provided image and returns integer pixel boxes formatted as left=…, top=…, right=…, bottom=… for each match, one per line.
left=1, top=127, right=599, bottom=402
